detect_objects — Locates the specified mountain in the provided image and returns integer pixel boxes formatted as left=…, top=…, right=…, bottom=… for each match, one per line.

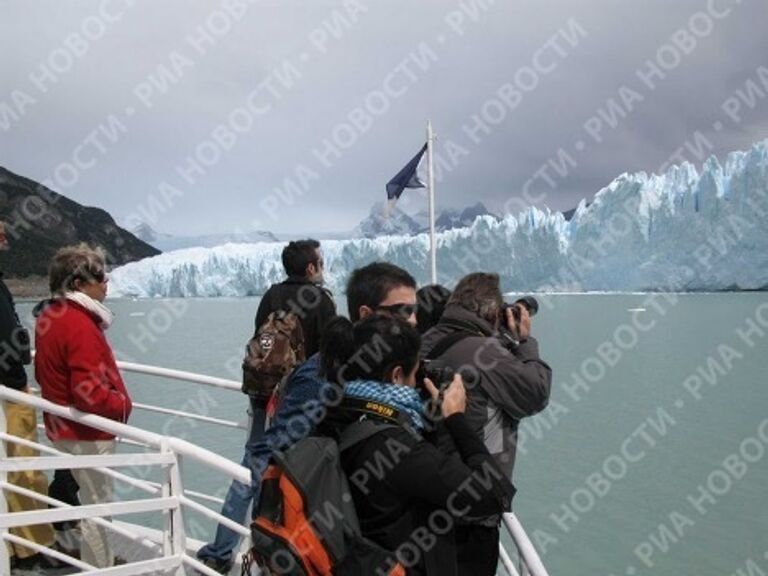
left=0, top=167, right=160, bottom=277
left=130, top=221, right=172, bottom=246
left=356, top=201, right=499, bottom=238
left=129, top=222, right=278, bottom=251
left=353, top=202, right=423, bottom=238
left=434, top=202, right=499, bottom=231
left=562, top=202, right=591, bottom=221
left=108, top=139, right=768, bottom=296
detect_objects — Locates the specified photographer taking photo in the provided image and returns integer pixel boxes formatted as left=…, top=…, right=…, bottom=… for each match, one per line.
left=420, top=272, right=552, bottom=576
left=321, top=314, right=514, bottom=576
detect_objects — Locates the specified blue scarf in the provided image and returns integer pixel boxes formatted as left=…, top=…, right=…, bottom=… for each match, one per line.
left=344, top=380, right=426, bottom=430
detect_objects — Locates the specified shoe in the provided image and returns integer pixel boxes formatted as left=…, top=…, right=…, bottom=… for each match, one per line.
left=198, top=556, right=233, bottom=574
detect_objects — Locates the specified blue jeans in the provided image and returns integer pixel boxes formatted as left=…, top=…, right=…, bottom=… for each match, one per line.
left=197, top=398, right=266, bottom=564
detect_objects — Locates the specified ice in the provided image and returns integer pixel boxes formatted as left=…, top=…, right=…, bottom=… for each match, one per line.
left=109, top=139, right=768, bottom=297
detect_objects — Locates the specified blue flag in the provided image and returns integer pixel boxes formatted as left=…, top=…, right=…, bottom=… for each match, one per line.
left=386, top=143, right=427, bottom=200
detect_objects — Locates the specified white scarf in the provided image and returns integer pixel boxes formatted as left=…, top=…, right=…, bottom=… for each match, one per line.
left=65, top=291, right=114, bottom=330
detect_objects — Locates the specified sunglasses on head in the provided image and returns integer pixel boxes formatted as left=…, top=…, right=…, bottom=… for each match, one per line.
left=376, top=303, right=418, bottom=318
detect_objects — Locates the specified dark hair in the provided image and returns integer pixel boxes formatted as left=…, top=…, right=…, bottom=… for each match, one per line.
left=281, top=239, right=321, bottom=278
left=448, top=272, right=503, bottom=325
left=416, top=284, right=451, bottom=334
left=345, top=262, right=417, bottom=321
left=321, top=315, right=420, bottom=385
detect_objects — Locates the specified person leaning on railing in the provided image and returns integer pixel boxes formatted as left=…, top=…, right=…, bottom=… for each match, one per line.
left=33, top=243, right=133, bottom=569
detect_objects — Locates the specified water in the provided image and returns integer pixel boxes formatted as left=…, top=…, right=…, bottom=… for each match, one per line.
left=16, top=294, right=768, bottom=575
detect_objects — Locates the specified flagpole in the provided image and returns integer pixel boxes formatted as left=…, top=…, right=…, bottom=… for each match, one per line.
left=427, top=120, right=437, bottom=284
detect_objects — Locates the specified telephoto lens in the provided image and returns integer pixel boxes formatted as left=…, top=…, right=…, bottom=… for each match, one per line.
left=514, top=296, right=539, bottom=317
left=503, top=295, right=539, bottom=322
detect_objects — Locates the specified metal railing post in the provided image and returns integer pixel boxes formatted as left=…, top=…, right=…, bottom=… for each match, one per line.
left=160, top=438, right=173, bottom=559
left=0, top=400, right=9, bottom=575
left=160, top=438, right=187, bottom=575
left=169, top=451, right=187, bottom=576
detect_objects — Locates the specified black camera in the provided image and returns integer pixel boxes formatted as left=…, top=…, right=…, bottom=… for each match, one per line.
left=416, top=359, right=454, bottom=388
left=502, top=295, right=539, bottom=322
left=415, top=359, right=454, bottom=405
left=416, top=359, right=455, bottom=420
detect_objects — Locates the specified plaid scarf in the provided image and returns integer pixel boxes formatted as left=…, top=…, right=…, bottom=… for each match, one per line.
left=344, top=379, right=425, bottom=430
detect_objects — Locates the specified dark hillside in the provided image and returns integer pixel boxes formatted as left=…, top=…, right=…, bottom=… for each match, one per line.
left=0, top=166, right=160, bottom=277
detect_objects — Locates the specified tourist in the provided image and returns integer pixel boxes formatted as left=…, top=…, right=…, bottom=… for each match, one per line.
left=34, top=244, right=132, bottom=568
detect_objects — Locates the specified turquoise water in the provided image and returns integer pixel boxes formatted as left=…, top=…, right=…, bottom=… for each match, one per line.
left=16, top=294, right=768, bottom=575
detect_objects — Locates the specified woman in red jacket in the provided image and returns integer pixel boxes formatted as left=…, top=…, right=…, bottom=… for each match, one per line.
left=34, top=244, right=132, bottom=569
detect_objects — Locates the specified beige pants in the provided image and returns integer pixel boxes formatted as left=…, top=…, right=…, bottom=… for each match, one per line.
left=3, top=397, right=56, bottom=559
left=52, top=438, right=116, bottom=568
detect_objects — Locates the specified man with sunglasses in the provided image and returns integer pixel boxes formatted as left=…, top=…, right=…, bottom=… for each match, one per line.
left=348, top=262, right=418, bottom=326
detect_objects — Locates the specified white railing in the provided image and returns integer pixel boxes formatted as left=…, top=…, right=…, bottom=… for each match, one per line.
left=0, top=386, right=250, bottom=576
left=117, top=360, right=248, bottom=431
left=501, top=513, right=550, bottom=576
left=26, top=356, right=248, bottom=432
left=5, top=359, right=550, bottom=576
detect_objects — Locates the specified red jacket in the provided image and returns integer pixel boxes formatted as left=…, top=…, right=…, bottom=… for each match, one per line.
left=34, top=299, right=132, bottom=441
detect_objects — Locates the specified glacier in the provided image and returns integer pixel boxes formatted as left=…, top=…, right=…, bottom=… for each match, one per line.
left=109, top=139, right=768, bottom=297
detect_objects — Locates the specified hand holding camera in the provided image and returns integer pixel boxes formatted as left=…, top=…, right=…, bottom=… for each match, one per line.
left=503, top=295, right=538, bottom=342
left=505, top=304, right=530, bottom=341
left=423, top=373, right=466, bottom=418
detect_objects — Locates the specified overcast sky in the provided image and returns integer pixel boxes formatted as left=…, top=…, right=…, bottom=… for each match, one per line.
left=2, top=0, right=767, bottom=236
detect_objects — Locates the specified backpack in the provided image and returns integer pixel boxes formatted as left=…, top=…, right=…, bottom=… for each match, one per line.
left=242, top=310, right=306, bottom=402
left=245, top=414, right=407, bottom=576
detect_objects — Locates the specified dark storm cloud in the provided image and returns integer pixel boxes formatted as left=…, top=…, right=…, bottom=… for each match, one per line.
left=1, top=0, right=766, bottom=235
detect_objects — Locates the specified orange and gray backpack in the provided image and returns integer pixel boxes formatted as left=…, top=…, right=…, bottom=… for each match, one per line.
left=245, top=417, right=407, bottom=576
left=242, top=309, right=306, bottom=404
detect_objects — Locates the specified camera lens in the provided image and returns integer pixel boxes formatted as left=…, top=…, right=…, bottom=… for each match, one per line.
left=514, top=296, right=539, bottom=317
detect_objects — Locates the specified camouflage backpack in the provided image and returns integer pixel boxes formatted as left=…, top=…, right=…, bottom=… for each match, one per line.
left=242, top=310, right=306, bottom=404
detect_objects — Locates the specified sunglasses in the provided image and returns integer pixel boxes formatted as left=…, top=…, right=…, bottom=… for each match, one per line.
left=376, top=303, right=418, bottom=319
left=78, top=269, right=107, bottom=284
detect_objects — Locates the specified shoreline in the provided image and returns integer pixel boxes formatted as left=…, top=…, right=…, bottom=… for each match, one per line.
left=8, top=275, right=765, bottom=302
left=4, top=275, right=49, bottom=300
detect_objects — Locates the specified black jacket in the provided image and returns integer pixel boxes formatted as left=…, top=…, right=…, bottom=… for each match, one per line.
left=0, top=274, right=28, bottom=390
left=255, top=277, right=336, bottom=357
left=341, top=414, right=514, bottom=576
left=421, top=304, right=552, bottom=479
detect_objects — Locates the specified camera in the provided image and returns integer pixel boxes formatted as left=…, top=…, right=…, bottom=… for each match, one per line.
left=415, top=359, right=454, bottom=404
left=416, top=359, right=455, bottom=420
left=502, top=295, right=539, bottom=322
left=499, top=296, right=539, bottom=347
left=416, top=359, right=454, bottom=389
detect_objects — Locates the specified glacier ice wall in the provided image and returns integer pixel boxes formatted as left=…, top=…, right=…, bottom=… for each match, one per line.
left=109, top=140, right=768, bottom=297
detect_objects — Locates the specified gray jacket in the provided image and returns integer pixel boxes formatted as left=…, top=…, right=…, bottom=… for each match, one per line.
left=421, top=304, right=552, bottom=479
